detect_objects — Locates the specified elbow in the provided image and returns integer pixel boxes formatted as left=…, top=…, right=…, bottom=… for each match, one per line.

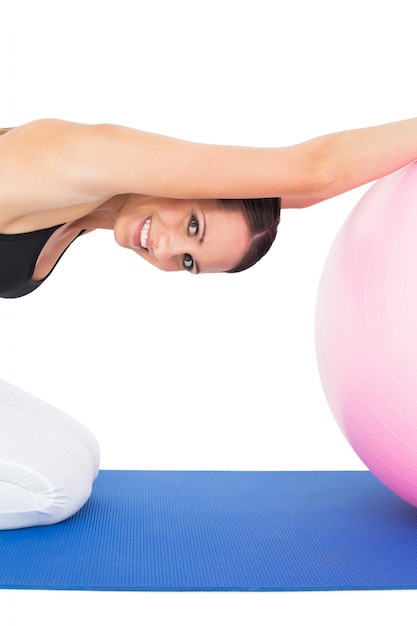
left=302, top=133, right=345, bottom=199
left=313, top=166, right=340, bottom=201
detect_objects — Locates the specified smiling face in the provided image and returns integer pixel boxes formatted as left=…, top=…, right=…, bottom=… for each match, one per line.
left=113, top=195, right=251, bottom=274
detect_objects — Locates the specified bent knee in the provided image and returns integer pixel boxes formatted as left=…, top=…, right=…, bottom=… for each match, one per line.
left=0, top=379, right=100, bottom=530
left=0, top=448, right=99, bottom=530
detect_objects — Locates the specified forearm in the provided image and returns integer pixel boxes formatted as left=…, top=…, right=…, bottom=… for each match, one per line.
left=280, top=118, right=417, bottom=208
left=312, top=118, right=417, bottom=197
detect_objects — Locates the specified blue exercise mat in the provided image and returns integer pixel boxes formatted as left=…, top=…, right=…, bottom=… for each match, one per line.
left=1, top=470, right=417, bottom=591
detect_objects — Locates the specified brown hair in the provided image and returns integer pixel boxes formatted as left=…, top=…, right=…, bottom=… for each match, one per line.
left=220, top=197, right=281, bottom=273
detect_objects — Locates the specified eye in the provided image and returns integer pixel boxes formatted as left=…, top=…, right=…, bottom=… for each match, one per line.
left=182, top=253, right=194, bottom=271
left=188, top=215, right=199, bottom=236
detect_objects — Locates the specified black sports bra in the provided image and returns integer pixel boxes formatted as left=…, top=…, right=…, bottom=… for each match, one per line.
left=0, top=224, right=82, bottom=298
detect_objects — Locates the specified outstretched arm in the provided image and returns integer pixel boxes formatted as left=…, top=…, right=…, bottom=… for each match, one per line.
left=1, top=117, right=417, bottom=220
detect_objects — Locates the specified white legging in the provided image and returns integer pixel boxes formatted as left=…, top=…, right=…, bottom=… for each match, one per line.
left=0, top=378, right=100, bottom=530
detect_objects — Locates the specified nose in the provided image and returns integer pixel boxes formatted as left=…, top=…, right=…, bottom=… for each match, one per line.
left=152, top=231, right=178, bottom=262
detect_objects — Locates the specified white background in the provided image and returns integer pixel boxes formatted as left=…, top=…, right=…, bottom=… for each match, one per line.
left=1, top=0, right=417, bottom=623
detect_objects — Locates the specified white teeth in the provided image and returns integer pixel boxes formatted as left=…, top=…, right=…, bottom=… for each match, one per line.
left=140, top=217, right=151, bottom=249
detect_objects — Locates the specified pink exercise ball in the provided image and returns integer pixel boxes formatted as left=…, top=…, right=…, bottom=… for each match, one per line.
left=316, top=161, right=417, bottom=507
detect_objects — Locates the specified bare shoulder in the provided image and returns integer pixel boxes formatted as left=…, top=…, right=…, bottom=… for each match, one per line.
left=0, top=119, right=168, bottom=215
left=0, top=120, right=107, bottom=230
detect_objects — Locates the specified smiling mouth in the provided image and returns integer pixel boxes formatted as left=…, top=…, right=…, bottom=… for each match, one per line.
left=140, top=217, right=151, bottom=250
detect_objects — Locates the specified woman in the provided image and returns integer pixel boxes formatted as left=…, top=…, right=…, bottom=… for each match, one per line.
left=1, top=116, right=417, bottom=529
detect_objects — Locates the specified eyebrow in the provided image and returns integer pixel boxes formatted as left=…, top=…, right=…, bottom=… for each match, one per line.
left=194, top=210, right=206, bottom=275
